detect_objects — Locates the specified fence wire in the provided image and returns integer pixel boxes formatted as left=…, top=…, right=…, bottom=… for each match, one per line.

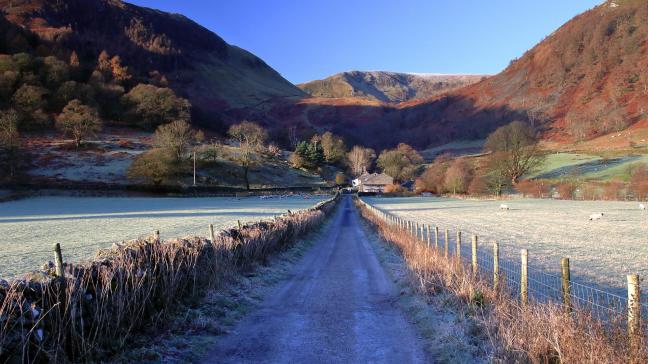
left=360, top=199, right=647, bottom=322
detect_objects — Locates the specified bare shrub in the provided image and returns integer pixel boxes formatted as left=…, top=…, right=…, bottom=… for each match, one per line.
left=556, top=181, right=578, bottom=199
left=630, top=164, right=648, bottom=200
left=516, top=179, right=550, bottom=198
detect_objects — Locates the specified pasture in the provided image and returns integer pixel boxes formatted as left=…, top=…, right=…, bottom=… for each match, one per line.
left=363, top=196, right=648, bottom=294
left=0, top=195, right=327, bottom=278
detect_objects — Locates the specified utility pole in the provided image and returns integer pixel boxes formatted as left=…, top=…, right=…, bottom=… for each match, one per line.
left=193, top=151, right=197, bottom=186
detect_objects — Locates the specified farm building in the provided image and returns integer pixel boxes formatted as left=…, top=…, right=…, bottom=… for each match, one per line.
left=352, top=172, right=394, bottom=193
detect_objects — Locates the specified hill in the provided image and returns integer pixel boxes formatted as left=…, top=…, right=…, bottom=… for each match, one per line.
left=0, top=0, right=304, bottom=124
left=256, top=1, right=648, bottom=151
left=367, top=0, right=648, bottom=148
left=298, top=71, right=485, bottom=103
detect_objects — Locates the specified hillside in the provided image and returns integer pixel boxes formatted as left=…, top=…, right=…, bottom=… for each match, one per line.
left=367, top=0, right=648, bottom=148
left=253, top=0, right=648, bottom=151
left=298, top=71, right=485, bottom=103
left=0, top=0, right=304, bottom=123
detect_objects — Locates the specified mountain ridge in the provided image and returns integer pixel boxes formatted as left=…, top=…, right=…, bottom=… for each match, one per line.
left=298, top=71, right=486, bottom=103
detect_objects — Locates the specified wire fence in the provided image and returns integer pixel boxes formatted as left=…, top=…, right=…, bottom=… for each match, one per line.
left=358, top=198, right=647, bottom=324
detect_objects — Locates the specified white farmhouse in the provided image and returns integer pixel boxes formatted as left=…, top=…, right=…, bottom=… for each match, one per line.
left=352, top=172, right=394, bottom=193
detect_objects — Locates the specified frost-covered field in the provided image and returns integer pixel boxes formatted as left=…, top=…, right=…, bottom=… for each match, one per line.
left=0, top=195, right=327, bottom=278
left=364, top=197, right=648, bottom=294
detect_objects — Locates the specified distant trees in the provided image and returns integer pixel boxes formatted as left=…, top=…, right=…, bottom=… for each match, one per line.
left=321, top=131, right=347, bottom=164
left=55, top=100, right=102, bottom=148
left=377, top=143, right=423, bottom=182
left=484, top=121, right=543, bottom=184
left=122, top=84, right=191, bottom=129
left=228, top=121, right=268, bottom=190
left=347, top=145, right=375, bottom=176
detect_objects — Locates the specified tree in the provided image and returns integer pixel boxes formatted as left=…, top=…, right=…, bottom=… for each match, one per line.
left=110, top=55, right=131, bottom=83
left=484, top=121, right=544, bottom=184
left=69, top=51, right=80, bottom=67
left=122, top=84, right=191, bottom=128
left=443, top=158, right=473, bottom=194
left=97, top=50, right=111, bottom=75
left=415, top=153, right=451, bottom=194
left=127, top=148, right=175, bottom=186
left=228, top=121, right=268, bottom=190
left=152, top=120, right=200, bottom=162
left=55, top=100, right=102, bottom=148
left=377, top=143, right=423, bottom=182
left=0, top=109, right=21, bottom=179
left=481, top=152, right=510, bottom=197
left=630, top=164, right=648, bottom=200
left=467, top=174, right=488, bottom=196
left=294, top=138, right=324, bottom=169
left=335, top=172, right=346, bottom=186
left=289, top=152, right=307, bottom=169
left=321, top=131, right=346, bottom=164
left=12, top=84, right=46, bottom=113
left=347, top=145, right=375, bottom=176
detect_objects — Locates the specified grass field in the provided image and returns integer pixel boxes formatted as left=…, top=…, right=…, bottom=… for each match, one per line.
left=529, top=152, right=648, bottom=181
left=0, top=195, right=328, bottom=278
left=364, top=196, right=648, bottom=294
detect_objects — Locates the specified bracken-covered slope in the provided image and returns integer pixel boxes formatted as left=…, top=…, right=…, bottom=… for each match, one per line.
left=0, top=0, right=304, bottom=120
left=381, top=0, right=648, bottom=148
left=298, top=71, right=485, bottom=103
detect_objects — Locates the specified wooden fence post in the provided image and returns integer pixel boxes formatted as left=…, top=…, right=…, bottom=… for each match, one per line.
left=521, top=249, right=528, bottom=305
left=416, top=222, right=420, bottom=240
left=209, top=224, right=216, bottom=243
left=493, top=242, right=499, bottom=291
left=53, top=243, right=64, bottom=278
left=444, top=229, right=449, bottom=257
left=426, top=225, right=431, bottom=247
left=471, top=235, right=478, bottom=276
left=434, top=226, right=439, bottom=249
left=153, top=230, right=160, bottom=243
left=561, top=258, right=571, bottom=312
left=456, top=230, right=462, bottom=259
left=627, top=274, right=641, bottom=347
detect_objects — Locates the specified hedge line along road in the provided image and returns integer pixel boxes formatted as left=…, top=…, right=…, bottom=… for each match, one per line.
left=201, top=196, right=427, bottom=363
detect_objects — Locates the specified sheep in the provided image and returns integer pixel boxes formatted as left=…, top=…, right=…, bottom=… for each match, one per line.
left=589, top=213, right=604, bottom=221
left=640, top=203, right=646, bottom=211
left=499, top=204, right=509, bottom=210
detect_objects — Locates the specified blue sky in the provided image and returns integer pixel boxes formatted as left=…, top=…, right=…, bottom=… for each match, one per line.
left=128, top=0, right=601, bottom=84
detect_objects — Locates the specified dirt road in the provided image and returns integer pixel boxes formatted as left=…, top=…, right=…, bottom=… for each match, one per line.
left=202, top=196, right=428, bottom=363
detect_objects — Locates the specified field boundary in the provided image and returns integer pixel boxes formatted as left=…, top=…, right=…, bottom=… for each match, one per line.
left=0, top=194, right=340, bottom=362
left=357, top=197, right=648, bottom=361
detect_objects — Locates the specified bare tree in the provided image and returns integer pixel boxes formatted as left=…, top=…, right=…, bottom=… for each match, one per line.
left=347, top=145, right=375, bottom=176
left=152, top=120, right=200, bottom=162
left=228, top=120, right=268, bottom=190
left=484, top=121, right=544, bottom=184
left=321, top=131, right=347, bottom=164
left=443, top=158, right=473, bottom=194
